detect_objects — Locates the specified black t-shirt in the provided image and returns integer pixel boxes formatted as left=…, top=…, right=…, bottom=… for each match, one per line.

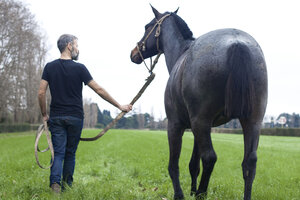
left=42, top=59, right=93, bottom=119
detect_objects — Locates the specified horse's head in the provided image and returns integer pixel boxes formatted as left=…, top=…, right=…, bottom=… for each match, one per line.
left=130, top=6, right=178, bottom=64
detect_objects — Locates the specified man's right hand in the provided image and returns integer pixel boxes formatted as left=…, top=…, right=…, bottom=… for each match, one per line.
left=119, top=104, right=132, bottom=112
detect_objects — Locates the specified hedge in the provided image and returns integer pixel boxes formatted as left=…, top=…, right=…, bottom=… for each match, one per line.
left=212, top=128, right=300, bottom=137
left=260, top=128, right=300, bottom=137
left=0, top=123, right=40, bottom=133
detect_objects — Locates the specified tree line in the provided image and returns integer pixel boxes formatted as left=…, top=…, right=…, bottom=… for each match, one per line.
left=0, top=0, right=48, bottom=124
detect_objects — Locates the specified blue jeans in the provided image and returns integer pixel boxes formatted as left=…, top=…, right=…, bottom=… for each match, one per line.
left=48, top=116, right=83, bottom=187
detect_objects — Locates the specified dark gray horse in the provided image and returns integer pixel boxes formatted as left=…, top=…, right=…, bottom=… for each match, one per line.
left=130, top=6, right=267, bottom=200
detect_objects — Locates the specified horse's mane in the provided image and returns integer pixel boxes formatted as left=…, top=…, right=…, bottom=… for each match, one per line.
left=171, top=13, right=195, bottom=40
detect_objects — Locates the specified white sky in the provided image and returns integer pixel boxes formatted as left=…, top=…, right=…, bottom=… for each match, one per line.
left=23, top=0, right=300, bottom=120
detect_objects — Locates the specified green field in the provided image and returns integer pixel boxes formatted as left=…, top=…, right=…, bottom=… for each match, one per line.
left=0, top=129, right=299, bottom=200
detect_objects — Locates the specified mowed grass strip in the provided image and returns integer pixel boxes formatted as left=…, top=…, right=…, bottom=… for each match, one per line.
left=0, top=129, right=299, bottom=200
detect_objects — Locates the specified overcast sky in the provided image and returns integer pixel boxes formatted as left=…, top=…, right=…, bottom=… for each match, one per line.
left=23, top=0, right=300, bottom=120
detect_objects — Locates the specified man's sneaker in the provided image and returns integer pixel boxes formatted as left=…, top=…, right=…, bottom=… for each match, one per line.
left=51, top=183, right=61, bottom=194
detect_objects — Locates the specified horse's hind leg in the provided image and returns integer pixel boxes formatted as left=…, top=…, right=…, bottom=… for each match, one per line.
left=189, top=139, right=200, bottom=196
left=168, top=121, right=185, bottom=200
left=239, top=119, right=261, bottom=200
left=191, top=120, right=217, bottom=199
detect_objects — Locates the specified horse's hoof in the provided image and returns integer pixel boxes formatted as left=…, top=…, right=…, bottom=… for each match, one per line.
left=174, top=193, right=184, bottom=200
left=190, top=190, right=196, bottom=196
left=195, top=192, right=207, bottom=200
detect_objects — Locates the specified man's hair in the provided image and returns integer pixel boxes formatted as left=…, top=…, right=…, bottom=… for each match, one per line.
left=57, top=34, right=78, bottom=53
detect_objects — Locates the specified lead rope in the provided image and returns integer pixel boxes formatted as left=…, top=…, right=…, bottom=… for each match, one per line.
left=80, top=52, right=162, bottom=141
left=80, top=72, right=156, bottom=141
left=80, top=51, right=163, bottom=141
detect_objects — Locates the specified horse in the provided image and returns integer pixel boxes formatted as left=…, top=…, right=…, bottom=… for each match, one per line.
left=130, top=6, right=268, bottom=200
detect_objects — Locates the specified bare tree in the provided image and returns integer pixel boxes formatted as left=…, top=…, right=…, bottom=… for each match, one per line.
left=136, top=105, right=145, bottom=129
left=83, top=99, right=99, bottom=128
left=0, top=0, right=48, bottom=124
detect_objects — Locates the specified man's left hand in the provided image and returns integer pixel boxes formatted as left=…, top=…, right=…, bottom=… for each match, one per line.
left=43, top=115, right=49, bottom=122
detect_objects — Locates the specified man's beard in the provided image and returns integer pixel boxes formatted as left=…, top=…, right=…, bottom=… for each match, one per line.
left=71, top=50, right=79, bottom=60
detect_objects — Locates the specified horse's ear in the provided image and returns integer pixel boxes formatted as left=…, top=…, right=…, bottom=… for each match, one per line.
left=174, top=7, right=179, bottom=14
left=150, top=4, right=161, bottom=19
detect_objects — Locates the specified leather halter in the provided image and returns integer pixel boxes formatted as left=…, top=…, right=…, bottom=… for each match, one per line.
left=136, top=14, right=171, bottom=73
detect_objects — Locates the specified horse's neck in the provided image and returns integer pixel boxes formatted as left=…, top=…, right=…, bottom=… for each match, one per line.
left=161, top=27, right=193, bottom=73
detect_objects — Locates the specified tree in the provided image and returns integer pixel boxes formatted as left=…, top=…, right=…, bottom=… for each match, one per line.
left=102, top=110, right=113, bottom=126
left=83, top=99, right=98, bottom=128
left=277, top=113, right=291, bottom=127
left=144, top=113, right=152, bottom=128
left=136, top=105, right=145, bottom=129
left=0, top=0, right=48, bottom=124
left=292, top=113, right=300, bottom=128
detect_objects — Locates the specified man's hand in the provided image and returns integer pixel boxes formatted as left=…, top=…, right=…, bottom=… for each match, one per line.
left=119, top=104, right=132, bottom=112
left=43, top=115, right=49, bottom=122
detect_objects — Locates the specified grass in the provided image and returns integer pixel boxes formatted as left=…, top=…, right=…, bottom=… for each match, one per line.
left=0, top=129, right=299, bottom=200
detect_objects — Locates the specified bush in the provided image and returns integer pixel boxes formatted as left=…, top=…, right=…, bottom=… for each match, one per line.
left=261, top=128, right=300, bottom=137
left=95, top=123, right=105, bottom=129
left=212, top=128, right=243, bottom=134
left=0, top=123, right=31, bottom=133
left=212, top=128, right=300, bottom=137
left=30, top=124, right=41, bottom=131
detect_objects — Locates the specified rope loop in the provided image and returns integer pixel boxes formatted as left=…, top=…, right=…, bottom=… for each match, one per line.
left=34, top=121, right=54, bottom=169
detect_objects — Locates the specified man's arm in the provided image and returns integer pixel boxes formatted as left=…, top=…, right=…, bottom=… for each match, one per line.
left=88, top=80, right=132, bottom=112
left=38, top=79, right=49, bottom=121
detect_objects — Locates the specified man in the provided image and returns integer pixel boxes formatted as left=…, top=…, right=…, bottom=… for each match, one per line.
left=38, top=34, right=132, bottom=193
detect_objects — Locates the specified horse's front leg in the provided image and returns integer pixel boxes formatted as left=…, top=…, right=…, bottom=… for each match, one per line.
left=168, top=121, right=185, bottom=200
left=240, top=119, right=261, bottom=200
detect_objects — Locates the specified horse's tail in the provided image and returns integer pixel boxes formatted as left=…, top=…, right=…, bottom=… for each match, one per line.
left=224, top=42, right=254, bottom=119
